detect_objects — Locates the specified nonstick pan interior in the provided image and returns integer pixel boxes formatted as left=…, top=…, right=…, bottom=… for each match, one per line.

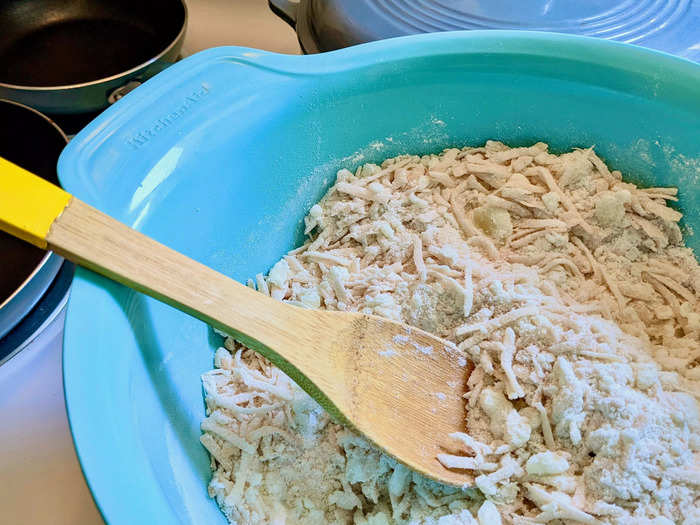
left=0, top=100, right=65, bottom=307
left=0, top=0, right=186, bottom=87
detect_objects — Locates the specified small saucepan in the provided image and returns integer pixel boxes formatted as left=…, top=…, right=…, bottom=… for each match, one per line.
left=0, top=99, right=67, bottom=339
left=0, top=0, right=187, bottom=120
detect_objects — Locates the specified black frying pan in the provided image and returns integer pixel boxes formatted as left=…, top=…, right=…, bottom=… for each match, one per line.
left=0, top=0, right=186, bottom=119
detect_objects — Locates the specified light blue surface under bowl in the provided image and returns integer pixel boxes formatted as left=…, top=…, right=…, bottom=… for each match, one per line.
left=58, top=31, right=700, bottom=524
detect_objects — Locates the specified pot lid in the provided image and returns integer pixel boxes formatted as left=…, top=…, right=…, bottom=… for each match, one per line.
left=271, top=0, right=700, bottom=60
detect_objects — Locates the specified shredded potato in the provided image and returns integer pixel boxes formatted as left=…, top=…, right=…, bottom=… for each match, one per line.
left=201, top=142, right=699, bottom=525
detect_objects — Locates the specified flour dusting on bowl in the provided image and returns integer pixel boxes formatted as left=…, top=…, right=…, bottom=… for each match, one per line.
left=200, top=142, right=699, bottom=524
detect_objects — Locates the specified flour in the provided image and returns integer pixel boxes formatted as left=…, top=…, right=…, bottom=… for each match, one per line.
left=201, top=142, right=699, bottom=524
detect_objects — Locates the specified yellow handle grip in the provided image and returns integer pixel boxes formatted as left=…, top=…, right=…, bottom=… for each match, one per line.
left=0, top=156, right=72, bottom=249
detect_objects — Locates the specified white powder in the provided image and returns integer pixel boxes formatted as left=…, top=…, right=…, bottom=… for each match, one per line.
left=379, top=347, right=397, bottom=358
left=201, top=142, right=699, bottom=524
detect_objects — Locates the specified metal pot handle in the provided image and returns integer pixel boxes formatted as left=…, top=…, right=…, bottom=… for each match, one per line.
left=268, top=0, right=298, bottom=29
left=108, top=80, right=143, bottom=104
left=107, top=58, right=180, bottom=104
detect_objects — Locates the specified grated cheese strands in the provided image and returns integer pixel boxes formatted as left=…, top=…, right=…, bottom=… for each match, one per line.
left=201, top=142, right=699, bottom=524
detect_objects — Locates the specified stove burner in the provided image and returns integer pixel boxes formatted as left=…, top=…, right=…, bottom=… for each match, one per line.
left=0, top=262, right=74, bottom=366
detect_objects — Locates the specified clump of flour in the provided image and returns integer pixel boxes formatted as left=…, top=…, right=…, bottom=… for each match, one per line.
left=201, top=142, right=699, bottom=524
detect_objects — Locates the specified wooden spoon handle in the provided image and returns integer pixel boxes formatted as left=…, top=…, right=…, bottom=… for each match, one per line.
left=0, top=157, right=316, bottom=365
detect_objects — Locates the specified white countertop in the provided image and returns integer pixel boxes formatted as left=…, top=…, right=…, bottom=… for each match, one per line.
left=0, top=2, right=298, bottom=523
left=0, top=309, right=101, bottom=524
left=183, top=0, right=300, bottom=56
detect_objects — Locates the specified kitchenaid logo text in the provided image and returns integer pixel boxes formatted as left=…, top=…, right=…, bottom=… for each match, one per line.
left=125, top=84, right=211, bottom=149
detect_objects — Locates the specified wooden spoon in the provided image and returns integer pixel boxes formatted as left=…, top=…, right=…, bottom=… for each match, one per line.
left=0, top=157, right=473, bottom=486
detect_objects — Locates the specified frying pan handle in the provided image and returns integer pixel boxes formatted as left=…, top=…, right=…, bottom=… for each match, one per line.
left=268, top=0, right=298, bottom=29
left=108, top=81, right=142, bottom=104
left=107, top=62, right=177, bottom=104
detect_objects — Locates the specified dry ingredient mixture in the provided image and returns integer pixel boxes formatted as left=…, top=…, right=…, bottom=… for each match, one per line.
left=200, top=142, right=700, bottom=525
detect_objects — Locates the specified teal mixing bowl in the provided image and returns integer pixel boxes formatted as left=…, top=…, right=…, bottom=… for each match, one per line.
left=58, top=31, right=700, bottom=523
